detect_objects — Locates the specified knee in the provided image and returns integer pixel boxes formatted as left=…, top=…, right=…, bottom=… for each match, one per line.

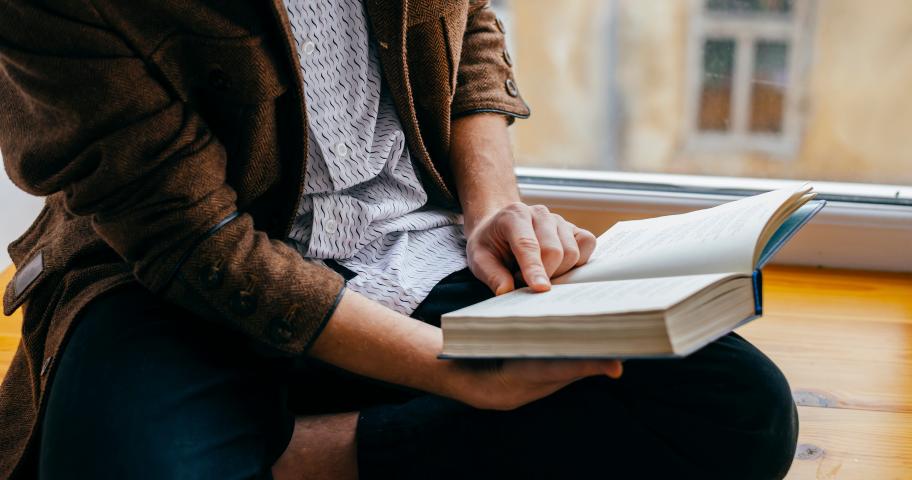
left=712, top=345, right=799, bottom=479
left=622, top=334, right=800, bottom=478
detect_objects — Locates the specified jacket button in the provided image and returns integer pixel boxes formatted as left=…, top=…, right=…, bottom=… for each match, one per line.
left=40, top=356, right=53, bottom=376
left=199, top=265, right=224, bottom=289
left=269, top=317, right=294, bottom=343
left=230, top=290, right=258, bottom=316
left=505, top=78, right=519, bottom=97
left=495, top=17, right=506, bottom=34
left=503, top=50, right=513, bottom=67
left=208, top=68, right=230, bottom=91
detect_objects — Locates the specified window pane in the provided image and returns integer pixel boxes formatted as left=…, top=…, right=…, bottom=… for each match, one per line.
left=699, top=39, right=736, bottom=132
left=750, top=41, right=789, bottom=133
left=506, top=0, right=912, bottom=188
left=707, top=0, right=793, bottom=14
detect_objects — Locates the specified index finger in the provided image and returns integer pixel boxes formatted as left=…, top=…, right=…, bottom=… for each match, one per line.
left=504, top=211, right=551, bottom=291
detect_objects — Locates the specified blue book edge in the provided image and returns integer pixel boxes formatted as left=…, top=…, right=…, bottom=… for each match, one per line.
left=757, top=199, right=827, bottom=269
left=729, top=199, right=826, bottom=330
left=753, top=269, right=763, bottom=316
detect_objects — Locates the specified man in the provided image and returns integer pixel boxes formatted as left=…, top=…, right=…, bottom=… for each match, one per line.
left=0, top=0, right=798, bottom=478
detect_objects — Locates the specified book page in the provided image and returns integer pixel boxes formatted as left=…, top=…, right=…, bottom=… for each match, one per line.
left=555, top=186, right=807, bottom=284
left=444, top=273, right=736, bottom=318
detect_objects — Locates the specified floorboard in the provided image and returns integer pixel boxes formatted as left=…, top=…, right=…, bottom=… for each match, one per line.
left=786, top=406, right=912, bottom=480
left=738, top=314, right=912, bottom=413
left=739, top=266, right=912, bottom=479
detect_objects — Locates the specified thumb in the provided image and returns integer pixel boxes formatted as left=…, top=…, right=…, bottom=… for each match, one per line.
left=602, top=360, right=623, bottom=379
left=472, top=250, right=516, bottom=295
left=577, top=359, right=624, bottom=380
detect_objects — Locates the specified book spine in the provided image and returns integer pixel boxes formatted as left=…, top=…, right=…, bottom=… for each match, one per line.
left=753, top=269, right=764, bottom=315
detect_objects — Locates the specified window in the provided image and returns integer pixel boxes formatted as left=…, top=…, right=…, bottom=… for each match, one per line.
left=503, top=0, right=911, bottom=188
left=497, top=0, right=912, bottom=271
left=685, top=0, right=812, bottom=156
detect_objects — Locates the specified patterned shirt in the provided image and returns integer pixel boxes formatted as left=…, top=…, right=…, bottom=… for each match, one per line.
left=283, top=0, right=469, bottom=314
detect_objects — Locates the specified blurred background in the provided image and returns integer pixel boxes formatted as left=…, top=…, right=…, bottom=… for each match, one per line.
left=496, top=0, right=912, bottom=186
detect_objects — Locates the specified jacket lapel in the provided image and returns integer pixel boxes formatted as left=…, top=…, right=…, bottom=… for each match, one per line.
left=266, top=0, right=312, bottom=235
left=365, top=0, right=455, bottom=203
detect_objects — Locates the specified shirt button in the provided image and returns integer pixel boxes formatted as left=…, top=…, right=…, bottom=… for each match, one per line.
left=503, top=50, right=513, bottom=67
left=303, top=41, right=316, bottom=56
left=495, top=17, right=506, bottom=33
left=324, top=218, right=337, bottom=234
left=335, top=142, right=349, bottom=158
left=505, top=78, right=519, bottom=97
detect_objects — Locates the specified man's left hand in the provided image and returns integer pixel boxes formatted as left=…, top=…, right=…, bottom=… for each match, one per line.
left=465, top=202, right=597, bottom=295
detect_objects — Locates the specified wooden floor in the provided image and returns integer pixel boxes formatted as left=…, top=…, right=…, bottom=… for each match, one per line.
left=1, top=265, right=911, bottom=478
left=736, top=266, right=912, bottom=479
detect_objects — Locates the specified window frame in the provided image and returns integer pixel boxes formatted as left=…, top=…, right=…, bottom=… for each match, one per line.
left=682, top=0, right=816, bottom=158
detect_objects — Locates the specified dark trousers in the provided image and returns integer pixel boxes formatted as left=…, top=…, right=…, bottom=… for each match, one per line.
left=39, top=268, right=798, bottom=479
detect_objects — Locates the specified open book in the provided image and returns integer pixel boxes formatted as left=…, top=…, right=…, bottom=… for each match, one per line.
left=441, top=184, right=825, bottom=359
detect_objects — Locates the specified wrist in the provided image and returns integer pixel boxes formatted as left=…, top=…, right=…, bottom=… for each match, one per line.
left=434, top=358, right=474, bottom=402
left=463, top=199, right=518, bottom=238
left=433, top=359, right=495, bottom=408
left=450, top=113, right=520, bottom=237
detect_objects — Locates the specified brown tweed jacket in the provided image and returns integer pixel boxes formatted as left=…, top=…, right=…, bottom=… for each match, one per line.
left=0, top=0, right=529, bottom=476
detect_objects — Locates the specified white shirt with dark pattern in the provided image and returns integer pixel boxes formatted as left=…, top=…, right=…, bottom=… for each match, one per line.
left=283, top=0, right=468, bottom=314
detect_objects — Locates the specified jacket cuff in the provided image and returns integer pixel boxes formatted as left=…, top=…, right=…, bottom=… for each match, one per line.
left=450, top=5, right=531, bottom=123
left=163, top=212, right=347, bottom=355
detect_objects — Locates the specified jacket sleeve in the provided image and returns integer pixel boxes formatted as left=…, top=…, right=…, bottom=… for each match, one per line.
left=0, top=1, right=345, bottom=354
left=450, top=0, right=531, bottom=121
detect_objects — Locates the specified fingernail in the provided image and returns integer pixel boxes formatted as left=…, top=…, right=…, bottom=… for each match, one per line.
left=534, top=275, right=549, bottom=286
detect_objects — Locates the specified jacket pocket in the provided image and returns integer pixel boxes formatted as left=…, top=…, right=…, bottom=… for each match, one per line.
left=3, top=203, right=55, bottom=316
left=406, top=0, right=466, bottom=28
left=2, top=195, right=118, bottom=317
left=406, top=2, right=468, bottom=105
left=3, top=250, right=46, bottom=316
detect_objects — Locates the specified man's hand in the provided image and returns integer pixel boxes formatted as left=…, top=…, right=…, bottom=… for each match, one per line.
left=466, top=202, right=597, bottom=295
left=448, top=114, right=598, bottom=296
left=452, top=357, right=623, bottom=411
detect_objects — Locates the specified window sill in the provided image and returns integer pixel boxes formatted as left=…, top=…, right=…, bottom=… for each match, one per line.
left=516, top=167, right=912, bottom=272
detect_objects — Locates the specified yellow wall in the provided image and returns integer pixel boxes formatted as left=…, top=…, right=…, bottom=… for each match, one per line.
left=510, top=0, right=614, bottom=169
left=798, top=0, right=912, bottom=183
